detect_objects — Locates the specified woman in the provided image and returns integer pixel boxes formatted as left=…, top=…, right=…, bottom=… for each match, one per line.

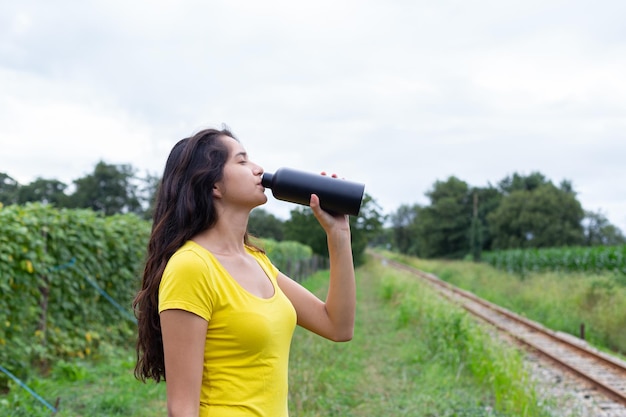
left=133, top=127, right=356, bottom=417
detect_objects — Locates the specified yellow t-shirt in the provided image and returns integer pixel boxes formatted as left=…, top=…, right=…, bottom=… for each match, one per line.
left=159, top=240, right=297, bottom=417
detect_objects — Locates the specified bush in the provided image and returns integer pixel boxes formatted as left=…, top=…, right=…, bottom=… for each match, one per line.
left=0, top=203, right=150, bottom=385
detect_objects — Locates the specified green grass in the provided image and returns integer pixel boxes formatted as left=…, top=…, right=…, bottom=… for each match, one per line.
left=384, top=250, right=626, bottom=355
left=288, top=258, right=554, bottom=416
left=1, top=347, right=166, bottom=416
left=3, top=254, right=560, bottom=416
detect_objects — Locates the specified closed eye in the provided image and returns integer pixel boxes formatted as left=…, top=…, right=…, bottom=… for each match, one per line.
left=234, top=151, right=248, bottom=164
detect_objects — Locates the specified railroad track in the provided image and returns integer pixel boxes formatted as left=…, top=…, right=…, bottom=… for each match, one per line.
left=374, top=253, right=626, bottom=411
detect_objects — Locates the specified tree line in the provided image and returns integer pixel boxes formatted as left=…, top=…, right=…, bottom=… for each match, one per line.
left=0, top=162, right=384, bottom=265
left=388, top=172, right=625, bottom=260
left=0, top=162, right=159, bottom=218
left=2, top=163, right=623, bottom=262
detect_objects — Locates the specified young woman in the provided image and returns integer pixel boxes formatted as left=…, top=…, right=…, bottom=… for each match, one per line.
left=133, top=127, right=356, bottom=417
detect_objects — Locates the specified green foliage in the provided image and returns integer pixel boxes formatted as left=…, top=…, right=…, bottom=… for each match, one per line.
left=0, top=173, right=19, bottom=206
left=69, top=161, right=143, bottom=215
left=16, top=178, right=69, bottom=207
left=497, top=172, right=550, bottom=193
left=260, top=238, right=312, bottom=265
left=259, top=238, right=312, bottom=269
left=583, top=210, right=626, bottom=246
left=51, top=360, right=88, bottom=382
left=0, top=203, right=150, bottom=385
left=389, top=203, right=422, bottom=255
left=389, top=171, right=624, bottom=260
left=394, top=251, right=626, bottom=355
left=415, top=176, right=472, bottom=259
left=1, top=161, right=158, bottom=219
left=483, top=245, right=626, bottom=276
left=255, top=238, right=327, bottom=282
left=381, top=269, right=546, bottom=417
left=284, top=206, right=328, bottom=256
left=0, top=348, right=166, bottom=416
left=350, top=194, right=385, bottom=264
left=389, top=179, right=496, bottom=259
left=248, top=208, right=285, bottom=240
left=488, top=183, right=584, bottom=249
left=288, top=260, right=552, bottom=416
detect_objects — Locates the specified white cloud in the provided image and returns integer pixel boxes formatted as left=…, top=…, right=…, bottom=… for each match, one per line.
left=0, top=68, right=166, bottom=184
left=0, top=0, right=625, bottom=232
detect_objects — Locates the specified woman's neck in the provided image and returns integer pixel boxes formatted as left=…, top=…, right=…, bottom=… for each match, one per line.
left=193, top=209, right=249, bottom=256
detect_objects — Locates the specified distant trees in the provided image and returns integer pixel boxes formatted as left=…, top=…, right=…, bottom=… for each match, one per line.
left=248, top=208, right=285, bottom=241
left=0, top=173, right=19, bottom=205
left=389, top=204, right=421, bottom=255
left=0, top=161, right=156, bottom=218
left=488, top=182, right=584, bottom=249
left=389, top=171, right=625, bottom=260
left=583, top=210, right=626, bottom=246
left=4, top=162, right=624, bottom=262
left=16, top=178, right=69, bottom=207
left=415, top=177, right=472, bottom=259
left=70, top=162, right=143, bottom=215
left=350, top=194, right=386, bottom=264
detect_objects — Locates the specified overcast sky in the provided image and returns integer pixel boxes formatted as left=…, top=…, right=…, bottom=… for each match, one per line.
left=1, top=0, right=625, bottom=232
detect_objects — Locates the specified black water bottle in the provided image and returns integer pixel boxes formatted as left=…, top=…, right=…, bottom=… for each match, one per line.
left=261, top=167, right=365, bottom=216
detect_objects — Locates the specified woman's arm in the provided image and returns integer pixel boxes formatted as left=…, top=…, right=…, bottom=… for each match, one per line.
left=160, top=309, right=208, bottom=417
left=277, top=193, right=356, bottom=341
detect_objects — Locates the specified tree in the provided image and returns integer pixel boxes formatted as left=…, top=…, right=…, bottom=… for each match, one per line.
left=389, top=203, right=422, bottom=255
left=139, top=171, right=161, bottom=220
left=0, top=173, right=19, bottom=205
left=414, top=176, right=472, bottom=259
left=488, top=182, right=584, bottom=249
left=16, top=177, right=69, bottom=207
left=69, top=161, right=142, bottom=216
left=350, top=194, right=385, bottom=264
left=248, top=208, right=285, bottom=240
left=582, top=210, right=626, bottom=246
left=471, top=185, right=503, bottom=253
left=469, top=191, right=483, bottom=262
left=284, top=206, right=327, bottom=257
left=498, top=172, right=549, bottom=194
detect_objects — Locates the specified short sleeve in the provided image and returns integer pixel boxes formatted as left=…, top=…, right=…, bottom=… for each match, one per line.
left=159, top=249, right=215, bottom=322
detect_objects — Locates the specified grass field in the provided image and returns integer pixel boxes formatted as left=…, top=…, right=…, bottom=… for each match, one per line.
left=1, top=348, right=166, bottom=416
left=288, top=257, right=553, bottom=417
left=386, top=250, right=626, bottom=356
left=3, top=254, right=561, bottom=416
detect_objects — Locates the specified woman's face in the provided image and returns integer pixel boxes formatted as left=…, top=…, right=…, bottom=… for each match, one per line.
left=214, top=135, right=267, bottom=209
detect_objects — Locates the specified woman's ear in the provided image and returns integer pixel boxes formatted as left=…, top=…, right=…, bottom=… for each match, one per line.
left=212, top=184, right=223, bottom=199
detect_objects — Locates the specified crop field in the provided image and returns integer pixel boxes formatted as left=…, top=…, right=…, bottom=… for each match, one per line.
left=483, top=245, right=626, bottom=276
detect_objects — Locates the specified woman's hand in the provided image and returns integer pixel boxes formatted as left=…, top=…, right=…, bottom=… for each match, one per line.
left=308, top=172, right=351, bottom=234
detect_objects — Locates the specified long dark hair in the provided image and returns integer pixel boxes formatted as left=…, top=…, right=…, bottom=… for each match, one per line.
left=133, top=128, right=234, bottom=382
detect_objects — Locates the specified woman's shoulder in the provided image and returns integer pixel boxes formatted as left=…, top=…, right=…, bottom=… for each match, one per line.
left=166, top=241, right=215, bottom=273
